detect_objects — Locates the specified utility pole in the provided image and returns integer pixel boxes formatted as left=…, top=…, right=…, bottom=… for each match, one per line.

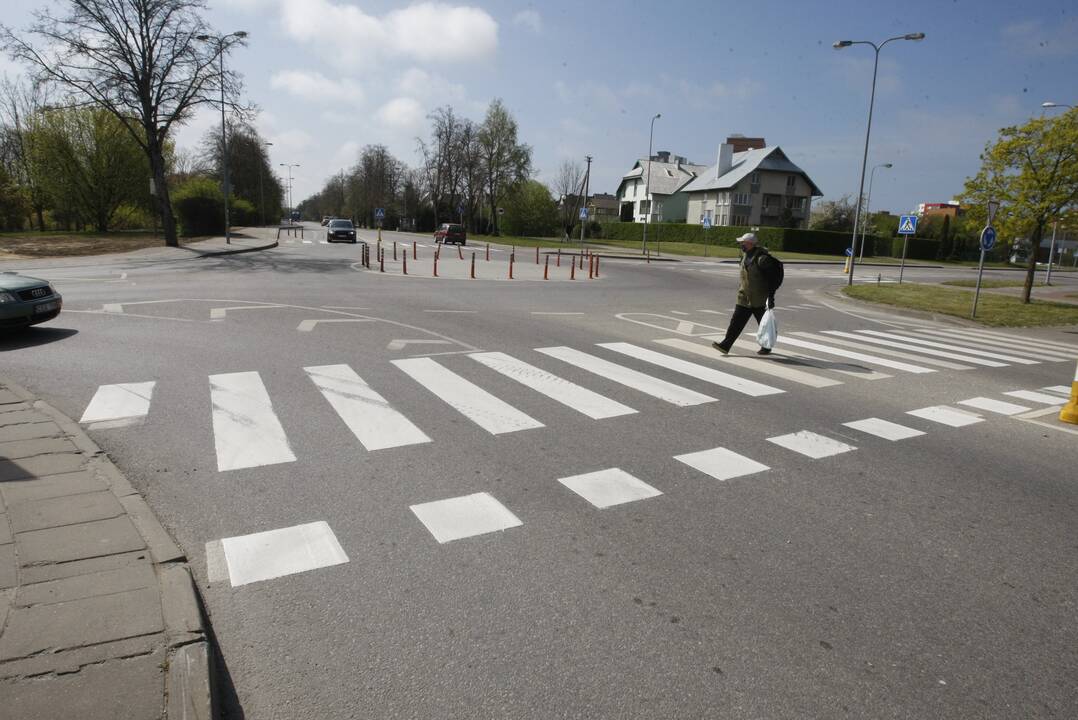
left=580, top=155, right=592, bottom=251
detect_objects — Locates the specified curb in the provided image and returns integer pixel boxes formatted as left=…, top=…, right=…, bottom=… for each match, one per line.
left=186, top=239, right=278, bottom=258
left=1, top=379, right=215, bottom=720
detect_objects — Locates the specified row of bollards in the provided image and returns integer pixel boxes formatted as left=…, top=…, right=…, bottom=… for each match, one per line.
left=362, top=241, right=600, bottom=281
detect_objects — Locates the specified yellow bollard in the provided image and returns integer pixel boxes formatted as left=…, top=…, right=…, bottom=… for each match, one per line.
left=843, top=255, right=851, bottom=274
left=1060, top=360, right=1078, bottom=424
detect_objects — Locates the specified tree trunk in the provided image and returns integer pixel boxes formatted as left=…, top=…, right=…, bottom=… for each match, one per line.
left=35, top=205, right=45, bottom=231
left=148, top=135, right=177, bottom=246
left=1022, top=221, right=1043, bottom=304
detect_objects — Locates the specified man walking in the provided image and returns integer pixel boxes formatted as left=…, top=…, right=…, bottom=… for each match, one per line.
left=712, top=232, right=779, bottom=356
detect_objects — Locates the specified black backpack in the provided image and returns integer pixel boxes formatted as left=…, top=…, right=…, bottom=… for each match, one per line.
left=757, top=253, right=784, bottom=292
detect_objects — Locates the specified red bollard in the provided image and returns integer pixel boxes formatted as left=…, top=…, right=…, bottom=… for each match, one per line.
left=509, top=252, right=515, bottom=279
left=579, top=252, right=584, bottom=270
left=595, top=255, right=600, bottom=278
left=544, top=255, right=549, bottom=280
left=433, top=253, right=438, bottom=277
left=588, top=254, right=594, bottom=279
left=413, top=241, right=417, bottom=260
left=557, top=248, right=561, bottom=267
left=535, top=246, right=540, bottom=264
left=379, top=248, right=385, bottom=272
left=403, top=253, right=408, bottom=275
left=471, top=252, right=476, bottom=279
left=570, top=258, right=576, bottom=280
left=486, top=243, right=490, bottom=261
left=393, top=241, right=397, bottom=261
left=457, top=244, right=463, bottom=260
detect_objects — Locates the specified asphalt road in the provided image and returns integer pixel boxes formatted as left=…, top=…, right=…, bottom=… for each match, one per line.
left=3, top=224, right=1077, bottom=719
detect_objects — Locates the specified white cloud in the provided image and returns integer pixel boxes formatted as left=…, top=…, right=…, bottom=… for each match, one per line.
left=269, top=70, right=364, bottom=106
left=377, top=97, right=425, bottom=129
left=279, top=0, right=498, bottom=70
left=398, top=68, right=465, bottom=103
left=513, top=10, right=542, bottom=34
left=334, top=140, right=361, bottom=165
left=269, top=128, right=315, bottom=156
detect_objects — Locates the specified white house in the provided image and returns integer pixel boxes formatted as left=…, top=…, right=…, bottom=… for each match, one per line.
left=615, top=151, right=709, bottom=224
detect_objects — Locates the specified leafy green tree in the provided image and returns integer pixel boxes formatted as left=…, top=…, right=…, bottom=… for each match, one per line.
left=201, top=121, right=282, bottom=225
left=502, top=179, right=557, bottom=237
left=961, top=108, right=1078, bottom=302
left=809, top=194, right=858, bottom=232
left=477, top=99, right=531, bottom=235
left=0, top=165, right=29, bottom=230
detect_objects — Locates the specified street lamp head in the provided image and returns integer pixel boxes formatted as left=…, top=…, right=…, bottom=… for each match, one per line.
left=1042, top=102, right=1059, bottom=108
left=883, top=163, right=893, bottom=168
left=903, top=32, right=925, bottom=41
left=833, top=40, right=853, bottom=49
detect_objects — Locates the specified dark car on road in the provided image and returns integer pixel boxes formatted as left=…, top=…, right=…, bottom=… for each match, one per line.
left=326, top=218, right=359, bottom=243
left=434, top=223, right=466, bottom=245
left=0, top=272, right=62, bottom=330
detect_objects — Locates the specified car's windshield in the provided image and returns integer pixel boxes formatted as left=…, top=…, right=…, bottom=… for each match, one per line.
left=329, top=220, right=352, bottom=228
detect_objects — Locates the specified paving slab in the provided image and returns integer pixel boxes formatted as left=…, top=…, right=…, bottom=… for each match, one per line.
left=0, top=389, right=24, bottom=405
left=0, top=469, right=108, bottom=505
left=0, top=586, right=163, bottom=659
left=15, top=563, right=156, bottom=608
left=0, top=421, right=63, bottom=443
left=0, top=513, right=10, bottom=544
left=9, top=491, right=124, bottom=534
left=15, top=515, right=145, bottom=565
left=0, top=453, right=85, bottom=482
left=0, top=634, right=158, bottom=680
left=0, top=401, right=33, bottom=413
left=18, top=549, right=148, bottom=585
left=0, top=436, right=79, bottom=460
left=0, top=544, right=14, bottom=590
left=0, top=409, right=53, bottom=425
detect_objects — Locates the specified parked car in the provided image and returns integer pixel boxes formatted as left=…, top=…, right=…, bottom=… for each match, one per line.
left=434, top=223, right=467, bottom=245
left=0, top=272, right=62, bottom=330
left=321, top=216, right=333, bottom=226
left=326, top=218, right=358, bottom=243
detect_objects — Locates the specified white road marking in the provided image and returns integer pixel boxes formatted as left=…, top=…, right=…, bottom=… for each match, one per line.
left=1003, top=390, right=1067, bottom=405
left=767, top=431, right=856, bottom=458
left=297, top=318, right=377, bottom=332
left=209, top=371, right=296, bottom=472
left=957, top=397, right=1031, bottom=416
left=742, top=344, right=893, bottom=381
left=79, top=382, right=155, bottom=429
left=697, top=309, right=726, bottom=315
left=218, top=521, right=349, bottom=587
left=906, top=406, right=983, bottom=427
left=780, top=335, right=935, bottom=374
left=536, top=346, right=715, bottom=406
left=857, top=330, right=1040, bottom=365
left=786, top=332, right=971, bottom=370
left=842, top=418, right=925, bottom=441
left=531, top=312, right=585, bottom=315
left=470, top=352, right=636, bottom=420
left=411, top=492, right=522, bottom=543
left=674, top=447, right=770, bottom=481
left=558, top=468, right=662, bottom=509
left=305, top=364, right=431, bottom=451
left=821, top=330, right=998, bottom=367
left=669, top=311, right=690, bottom=316
left=1042, top=385, right=1072, bottom=396
left=102, top=303, right=124, bottom=313
left=904, top=327, right=1073, bottom=362
left=209, top=305, right=285, bottom=321
left=929, top=327, right=1078, bottom=354
left=386, top=339, right=452, bottom=351
left=393, top=357, right=544, bottom=434
left=302, top=240, right=313, bottom=244
left=599, top=342, right=784, bottom=397
left=655, top=338, right=842, bottom=388
left=424, top=309, right=477, bottom=313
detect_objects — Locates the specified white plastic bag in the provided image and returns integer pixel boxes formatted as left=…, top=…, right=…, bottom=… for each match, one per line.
left=756, top=308, right=778, bottom=350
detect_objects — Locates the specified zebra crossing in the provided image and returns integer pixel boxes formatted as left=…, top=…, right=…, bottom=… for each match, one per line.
left=203, top=385, right=1061, bottom=586
left=77, top=326, right=1076, bottom=476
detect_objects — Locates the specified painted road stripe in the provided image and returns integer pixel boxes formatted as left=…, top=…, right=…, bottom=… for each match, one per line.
left=780, top=335, right=935, bottom=374
left=843, top=418, right=925, bottom=441
left=217, top=521, right=348, bottom=587
left=559, top=468, right=662, bottom=509
left=821, top=330, right=996, bottom=367
left=302, top=240, right=313, bottom=244
left=790, top=331, right=971, bottom=370
left=470, top=352, right=635, bottom=420
left=858, top=330, right=1039, bottom=365
left=411, top=492, right=522, bottom=543
left=697, top=309, right=726, bottom=315
left=536, top=346, right=715, bottom=406
left=1042, top=385, right=1072, bottom=396
left=904, top=327, right=1073, bottom=362
left=928, top=327, right=1078, bottom=354
left=745, top=344, right=893, bottom=381
left=669, top=311, right=690, bottom=316
left=393, top=357, right=543, bottom=434
left=674, top=447, right=770, bottom=481
left=1003, top=390, right=1066, bottom=405
left=655, top=338, right=842, bottom=388
left=305, top=364, right=431, bottom=451
left=768, top=430, right=856, bottom=459
left=957, top=397, right=1031, bottom=415
left=906, top=406, right=983, bottom=427
left=79, top=382, right=155, bottom=429
left=599, top=342, right=784, bottom=397
left=209, top=372, right=296, bottom=472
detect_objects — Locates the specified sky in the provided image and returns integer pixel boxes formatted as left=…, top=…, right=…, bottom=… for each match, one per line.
left=3, top=0, right=1076, bottom=216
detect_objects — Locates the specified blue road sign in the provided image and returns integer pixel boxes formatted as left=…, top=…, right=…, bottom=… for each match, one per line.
left=701, top=216, right=712, bottom=229
left=898, top=215, right=918, bottom=235
left=374, top=208, right=385, bottom=220
left=579, top=207, right=589, bottom=220
left=980, top=226, right=997, bottom=251
left=457, top=204, right=464, bottom=215
left=845, top=247, right=853, bottom=257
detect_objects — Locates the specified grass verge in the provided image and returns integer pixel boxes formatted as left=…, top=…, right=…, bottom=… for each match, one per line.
left=0, top=230, right=194, bottom=258
left=843, top=283, right=1078, bottom=327
left=943, top=279, right=1046, bottom=288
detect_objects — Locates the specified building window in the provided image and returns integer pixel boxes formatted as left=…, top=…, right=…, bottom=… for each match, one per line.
left=750, top=172, right=759, bottom=184
left=732, top=192, right=751, bottom=206
left=785, top=196, right=806, bottom=210
left=719, top=212, right=728, bottom=226
left=732, top=214, right=748, bottom=226
left=786, top=175, right=796, bottom=188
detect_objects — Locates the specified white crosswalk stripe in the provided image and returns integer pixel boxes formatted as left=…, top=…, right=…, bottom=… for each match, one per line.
left=536, top=346, right=716, bottom=406
left=820, top=330, right=999, bottom=367
left=767, top=430, right=856, bottom=459
left=906, top=405, right=983, bottom=427
left=857, top=330, right=1040, bottom=365
left=1042, top=385, right=1072, bottom=397
left=393, top=357, right=544, bottom=434
left=411, top=492, right=522, bottom=543
left=211, top=521, right=349, bottom=587
left=598, top=342, right=784, bottom=397
left=1003, top=390, right=1066, bottom=405
left=79, top=382, right=156, bottom=429
left=957, top=397, right=1031, bottom=416
left=558, top=468, right=662, bottom=508
left=305, top=364, right=431, bottom=451
left=843, top=418, right=925, bottom=441
left=470, top=352, right=636, bottom=420
left=926, top=326, right=1078, bottom=354
left=901, top=327, right=1073, bottom=362
left=674, top=447, right=770, bottom=481
left=655, top=338, right=843, bottom=388
left=755, top=346, right=894, bottom=380
left=781, top=335, right=936, bottom=374
left=210, top=371, right=297, bottom=471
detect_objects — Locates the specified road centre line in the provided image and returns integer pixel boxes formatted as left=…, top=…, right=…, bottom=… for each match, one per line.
left=599, top=342, right=784, bottom=397
left=305, top=364, right=431, bottom=451
left=209, top=371, right=296, bottom=472
left=393, top=357, right=544, bottom=435
left=535, top=347, right=716, bottom=406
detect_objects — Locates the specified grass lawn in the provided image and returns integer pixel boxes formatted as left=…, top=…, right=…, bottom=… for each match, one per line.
left=0, top=230, right=191, bottom=258
left=943, top=279, right=1046, bottom=288
left=843, top=283, right=1078, bottom=327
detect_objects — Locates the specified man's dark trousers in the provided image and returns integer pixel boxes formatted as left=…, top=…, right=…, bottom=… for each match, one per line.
left=717, top=304, right=765, bottom=350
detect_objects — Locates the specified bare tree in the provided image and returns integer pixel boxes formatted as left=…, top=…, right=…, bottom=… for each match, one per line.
left=2, top=0, right=245, bottom=246
left=552, top=159, right=586, bottom=241
left=0, top=79, right=50, bottom=230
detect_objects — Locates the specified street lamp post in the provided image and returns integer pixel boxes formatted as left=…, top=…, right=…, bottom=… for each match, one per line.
left=196, top=31, right=248, bottom=244
left=280, top=163, right=300, bottom=223
left=258, top=141, right=273, bottom=227
left=858, top=162, right=892, bottom=261
left=834, top=32, right=924, bottom=285
left=641, top=113, right=661, bottom=253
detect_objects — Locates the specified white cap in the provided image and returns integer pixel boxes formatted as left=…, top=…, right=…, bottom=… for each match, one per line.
left=736, top=232, right=757, bottom=244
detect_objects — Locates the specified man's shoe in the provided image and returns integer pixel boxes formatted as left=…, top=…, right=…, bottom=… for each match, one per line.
left=756, top=347, right=772, bottom=356
left=712, top=341, right=730, bottom=355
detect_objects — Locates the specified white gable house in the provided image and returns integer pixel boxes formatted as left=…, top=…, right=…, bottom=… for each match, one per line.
left=616, top=151, right=709, bottom=224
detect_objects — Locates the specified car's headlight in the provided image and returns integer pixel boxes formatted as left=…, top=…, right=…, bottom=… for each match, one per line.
left=0, top=291, right=15, bottom=303
left=47, top=283, right=57, bottom=295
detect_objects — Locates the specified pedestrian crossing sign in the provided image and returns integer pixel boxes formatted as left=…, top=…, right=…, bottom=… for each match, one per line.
left=374, top=208, right=385, bottom=220
left=701, top=216, right=712, bottom=229
left=898, top=215, right=918, bottom=235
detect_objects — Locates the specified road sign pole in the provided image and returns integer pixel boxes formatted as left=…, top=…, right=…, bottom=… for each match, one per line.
left=899, top=237, right=909, bottom=284
left=971, top=246, right=987, bottom=319
left=1046, top=220, right=1058, bottom=285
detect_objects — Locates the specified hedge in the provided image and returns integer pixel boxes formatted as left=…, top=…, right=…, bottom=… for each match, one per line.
left=595, top=222, right=892, bottom=257
left=173, top=177, right=258, bottom=236
left=889, top=236, right=941, bottom=260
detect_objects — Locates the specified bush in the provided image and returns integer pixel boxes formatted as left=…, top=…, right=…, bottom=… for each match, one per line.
left=230, top=197, right=257, bottom=226
left=890, top=236, right=941, bottom=260
left=173, top=177, right=223, bottom=236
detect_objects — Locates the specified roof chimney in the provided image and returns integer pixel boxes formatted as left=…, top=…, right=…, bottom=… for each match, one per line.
left=725, top=135, right=766, bottom=152
left=716, top=143, right=733, bottom=178
left=655, top=150, right=671, bottom=163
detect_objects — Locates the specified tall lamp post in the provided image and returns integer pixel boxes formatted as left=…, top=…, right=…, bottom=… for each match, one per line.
left=196, top=30, right=248, bottom=244
left=641, top=113, right=661, bottom=252
left=858, top=162, right=892, bottom=260
left=258, top=141, right=273, bottom=227
left=834, top=32, right=924, bottom=285
left=280, top=163, right=300, bottom=223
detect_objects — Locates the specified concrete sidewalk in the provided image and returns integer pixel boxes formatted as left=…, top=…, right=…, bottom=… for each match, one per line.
left=0, top=380, right=212, bottom=719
